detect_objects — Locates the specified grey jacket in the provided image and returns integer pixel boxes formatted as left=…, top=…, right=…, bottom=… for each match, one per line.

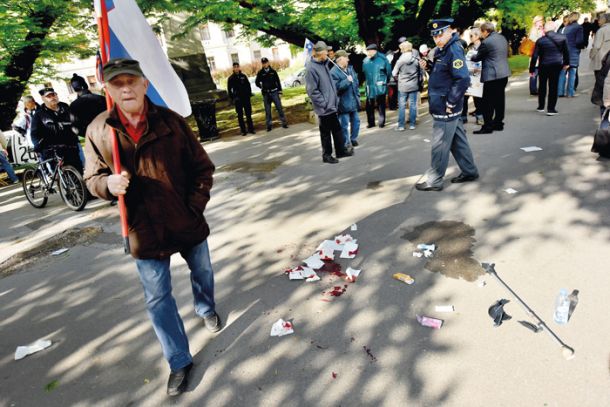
left=471, top=32, right=510, bottom=82
left=392, top=52, right=420, bottom=93
left=305, top=57, right=338, bottom=116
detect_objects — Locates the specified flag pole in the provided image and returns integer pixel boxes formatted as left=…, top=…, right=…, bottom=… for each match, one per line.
left=96, top=0, right=130, bottom=254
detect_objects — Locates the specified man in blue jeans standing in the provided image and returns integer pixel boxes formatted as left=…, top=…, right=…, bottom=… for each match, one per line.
left=84, top=58, right=220, bottom=397
left=331, top=50, right=361, bottom=147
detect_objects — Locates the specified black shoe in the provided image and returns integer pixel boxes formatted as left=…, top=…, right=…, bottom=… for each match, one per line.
left=167, top=363, right=193, bottom=397
left=323, top=155, right=339, bottom=164
left=450, top=173, right=479, bottom=183
left=378, top=124, right=385, bottom=128
left=267, top=127, right=272, bottom=132
left=367, top=124, right=375, bottom=128
left=351, top=140, right=359, bottom=147
left=492, top=124, right=504, bottom=131
left=241, top=132, right=248, bottom=136
left=547, top=110, right=558, bottom=116
left=249, top=129, right=256, bottom=134
left=473, top=128, right=493, bottom=134
left=203, top=312, right=222, bottom=333
left=415, top=182, right=443, bottom=191
left=536, top=107, right=545, bottom=112
left=282, top=124, right=289, bottom=129
left=337, top=149, right=354, bottom=158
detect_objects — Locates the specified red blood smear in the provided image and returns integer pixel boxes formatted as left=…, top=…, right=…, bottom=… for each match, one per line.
left=283, top=322, right=292, bottom=329
left=318, top=261, right=346, bottom=278
left=329, top=285, right=347, bottom=297
left=332, top=372, right=337, bottom=379
left=349, top=249, right=358, bottom=256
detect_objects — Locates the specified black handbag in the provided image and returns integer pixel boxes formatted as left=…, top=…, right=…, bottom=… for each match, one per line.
left=592, top=109, right=610, bottom=158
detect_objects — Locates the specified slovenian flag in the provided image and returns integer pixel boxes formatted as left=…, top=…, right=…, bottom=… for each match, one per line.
left=94, top=0, right=192, bottom=117
left=303, top=38, right=314, bottom=66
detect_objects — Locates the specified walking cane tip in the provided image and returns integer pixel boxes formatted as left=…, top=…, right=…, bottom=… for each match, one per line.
left=562, top=346, right=575, bottom=360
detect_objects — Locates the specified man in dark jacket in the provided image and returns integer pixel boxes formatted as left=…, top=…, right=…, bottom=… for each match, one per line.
left=255, top=58, right=288, bottom=131
left=529, top=22, right=570, bottom=115
left=471, top=22, right=511, bottom=134
left=306, top=41, right=353, bottom=163
left=362, top=44, right=392, bottom=128
left=84, top=58, right=219, bottom=397
left=331, top=50, right=361, bottom=148
left=416, top=18, right=478, bottom=192
left=31, top=87, right=83, bottom=173
left=69, top=74, right=107, bottom=138
left=558, top=13, right=584, bottom=97
left=227, top=62, right=255, bottom=136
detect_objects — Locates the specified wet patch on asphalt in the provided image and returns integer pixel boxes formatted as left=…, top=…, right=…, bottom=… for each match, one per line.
left=401, top=220, right=484, bottom=282
left=0, top=226, right=104, bottom=277
left=366, top=180, right=383, bottom=190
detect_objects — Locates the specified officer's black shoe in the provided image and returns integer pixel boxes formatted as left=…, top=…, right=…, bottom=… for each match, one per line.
left=473, top=127, right=493, bottom=134
left=451, top=173, right=479, bottom=183
left=167, top=363, right=193, bottom=397
left=337, top=149, right=353, bottom=158
left=367, top=124, right=375, bottom=128
left=323, top=155, right=339, bottom=164
left=492, top=124, right=504, bottom=131
left=267, top=127, right=272, bottom=132
left=415, top=182, right=443, bottom=191
left=351, top=140, right=359, bottom=147
left=282, top=124, right=289, bottom=129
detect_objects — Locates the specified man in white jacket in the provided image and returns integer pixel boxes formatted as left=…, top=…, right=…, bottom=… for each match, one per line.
left=590, top=14, right=610, bottom=75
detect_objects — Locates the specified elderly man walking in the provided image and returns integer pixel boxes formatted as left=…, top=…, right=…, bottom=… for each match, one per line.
left=416, top=18, right=479, bottom=191
left=306, top=41, right=353, bottom=163
left=471, top=22, right=511, bottom=134
left=84, top=58, right=220, bottom=397
left=363, top=44, right=392, bottom=128
left=331, top=49, right=361, bottom=148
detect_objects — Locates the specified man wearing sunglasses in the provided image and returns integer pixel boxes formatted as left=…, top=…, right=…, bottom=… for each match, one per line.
left=30, top=87, right=83, bottom=173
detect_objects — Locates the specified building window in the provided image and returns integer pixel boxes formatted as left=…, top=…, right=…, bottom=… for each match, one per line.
left=272, top=47, right=279, bottom=60
left=207, top=57, right=216, bottom=71
left=253, top=50, right=261, bottom=61
left=66, top=80, right=74, bottom=94
left=201, top=24, right=211, bottom=41
left=224, top=27, right=235, bottom=38
left=231, top=53, right=239, bottom=64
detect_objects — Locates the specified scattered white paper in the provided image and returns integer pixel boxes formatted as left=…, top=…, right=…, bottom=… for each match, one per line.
left=504, top=188, right=518, bottom=194
left=15, top=339, right=52, bottom=360
left=340, top=242, right=359, bottom=259
left=270, top=319, right=294, bottom=337
left=423, top=138, right=431, bottom=143
left=435, top=305, right=455, bottom=313
left=413, top=251, right=423, bottom=258
left=346, top=267, right=362, bottom=282
left=351, top=224, right=358, bottom=231
left=289, top=266, right=315, bottom=280
left=520, top=146, right=543, bottom=152
left=304, top=255, right=325, bottom=270
left=417, top=243, right=435, bottom=252
left=423, top=250, right=434, bottom=258
left=334, top=234, right=354, bottom=245
left=51, top=248, right=69, bottom=256
left=305, top=273, right=321, bottom=282
left=318, top=248, right=335, bottom=261
left=289, top=270, right=304, bottom=280
left=316, top=240, right=344, bottom=252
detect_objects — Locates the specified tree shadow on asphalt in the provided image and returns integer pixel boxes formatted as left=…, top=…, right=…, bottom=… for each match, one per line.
left=1, top=71, right=609, bottom=406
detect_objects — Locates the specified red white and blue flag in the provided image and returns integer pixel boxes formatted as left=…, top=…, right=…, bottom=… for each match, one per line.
left=303, top=38, right=314, bottom=66
left=94, top=0, right=192, bottom=117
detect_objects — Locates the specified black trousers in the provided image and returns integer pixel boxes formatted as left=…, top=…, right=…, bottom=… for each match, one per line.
left=462, top=95, right=484, bottom=117
left=235, top=98, right=254, bottom=133
left=481, top=77, right=508, bottom=130
left=538, top=65, right=562, bottom=111
left=365, top=95, right=386, bottom=127
left=319, top=113, right=345, bottom=157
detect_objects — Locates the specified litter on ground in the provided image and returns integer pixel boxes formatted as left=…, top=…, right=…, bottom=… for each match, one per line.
left=393, top=273, right=415, bottom=285
left=435, top=305, right=455, bottom=313
left=270, top=319, right=294, bottom=337
left=51, top=248, right=69, bottom=256
left=346, top=267, right=361, bottom=282
left=520, top=146, right=543, bottom=152
left=416, top=315, right=443, bottom=329
left=15, top=339, right=53, bottom=360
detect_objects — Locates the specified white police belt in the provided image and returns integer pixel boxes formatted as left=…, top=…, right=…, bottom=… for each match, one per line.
left=376, top=81, right=386, bottom=86
left=431, top=111, right=461, bottom=120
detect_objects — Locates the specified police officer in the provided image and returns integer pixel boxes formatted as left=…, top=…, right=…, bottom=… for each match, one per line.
left=227, top=62, right=255, bottom=136
left=415, top=18, right=479, bottom=192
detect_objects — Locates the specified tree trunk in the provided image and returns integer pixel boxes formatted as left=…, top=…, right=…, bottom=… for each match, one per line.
left=0, top=10, right=56, bottom=130
left=353, top=0, right=384, bottom=47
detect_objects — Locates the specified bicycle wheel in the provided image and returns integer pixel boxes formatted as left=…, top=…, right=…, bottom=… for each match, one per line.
left=58, top=165, right=87, bottom=211
left=22, top=168, right=48, bottom=208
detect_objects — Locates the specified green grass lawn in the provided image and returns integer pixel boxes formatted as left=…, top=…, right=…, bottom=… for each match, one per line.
left=508, top=55, right=530, bottom=75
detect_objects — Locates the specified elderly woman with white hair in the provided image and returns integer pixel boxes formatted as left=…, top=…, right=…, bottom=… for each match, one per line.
left=392, top=40, right=421, bottom=130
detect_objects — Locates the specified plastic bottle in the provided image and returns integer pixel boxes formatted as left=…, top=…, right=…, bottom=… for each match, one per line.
left=553, top=289, right=570, bottom=325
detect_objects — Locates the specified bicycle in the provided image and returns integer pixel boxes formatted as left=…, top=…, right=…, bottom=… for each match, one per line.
left=22, top=146, right=87, bottom=211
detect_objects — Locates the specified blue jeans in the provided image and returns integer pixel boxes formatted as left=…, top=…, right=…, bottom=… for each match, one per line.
left=558, top=67, right=577, bottom=97
left=338, top=111, right=360, bottom=147
left=0, top=150, right=18, bottom=183
left=425, top=119, right=478, bottom=187
left=263, top=91, right=287, bottom=128
left=135, top=239, right=216, bottom=371
left=398, top=91, right=418, bottom=128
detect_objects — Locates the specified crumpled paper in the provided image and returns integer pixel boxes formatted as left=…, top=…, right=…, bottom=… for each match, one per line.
left=15, top=339, right=52, bottom=360
left=270, top=319, right=294, bottom=337
left=346, top=267, right=361, bottom=282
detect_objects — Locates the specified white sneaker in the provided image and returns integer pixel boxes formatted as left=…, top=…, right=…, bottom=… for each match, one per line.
left=409, top=125, right=416, bottom=130
left=396, top=127, right=405, bottom=131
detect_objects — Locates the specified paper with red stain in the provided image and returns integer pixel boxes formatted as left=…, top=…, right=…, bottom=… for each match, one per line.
left=332, top=372, right=338, bottom=379
left=340, top=242, right=359, bottom=259
left=334, top=234, right=354, bottom=245
left=416, top=315, right=443, bottom=329
left=288, top=266, right=316, bottom=280
left=270, top=319, right=294, bottom=336
left=319, top=248, right=335, bottom=261
left=346, top=267, right=361, bottom=282
left=304, top=255, right=325, bottom=269
left=316, top=240, right=343, bottom=252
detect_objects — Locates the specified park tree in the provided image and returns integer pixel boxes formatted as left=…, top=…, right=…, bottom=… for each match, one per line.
left=0, top=0, right=95, bottom=130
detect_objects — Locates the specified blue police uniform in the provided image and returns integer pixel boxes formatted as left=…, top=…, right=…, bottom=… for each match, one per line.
left=416, top=20, right=479, bottom=191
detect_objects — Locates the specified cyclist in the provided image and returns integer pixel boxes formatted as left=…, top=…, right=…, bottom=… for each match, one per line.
left=30, top=87, right=83, bottom=173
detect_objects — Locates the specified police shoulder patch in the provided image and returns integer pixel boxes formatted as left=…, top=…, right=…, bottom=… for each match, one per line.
left=453, top=59, right=464, bottom=69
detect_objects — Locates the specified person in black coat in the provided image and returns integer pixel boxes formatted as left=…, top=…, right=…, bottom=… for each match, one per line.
left=529, top=23, right=570, bottom=115
left=255, top=58, right=288, bottom=131
left=69, top=74, right=107, bottom=138
left=227, top=63, right=255, bottom=136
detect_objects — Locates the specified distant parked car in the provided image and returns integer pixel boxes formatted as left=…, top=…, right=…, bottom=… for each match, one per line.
left=283, top=68, right=306, bottom=88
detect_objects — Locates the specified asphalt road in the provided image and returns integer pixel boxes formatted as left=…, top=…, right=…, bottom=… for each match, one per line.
left=1, top=63, right=609, bottom=407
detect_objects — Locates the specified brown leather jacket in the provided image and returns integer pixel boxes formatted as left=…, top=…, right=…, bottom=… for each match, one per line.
left=84, top=99, right=215, bottom=259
